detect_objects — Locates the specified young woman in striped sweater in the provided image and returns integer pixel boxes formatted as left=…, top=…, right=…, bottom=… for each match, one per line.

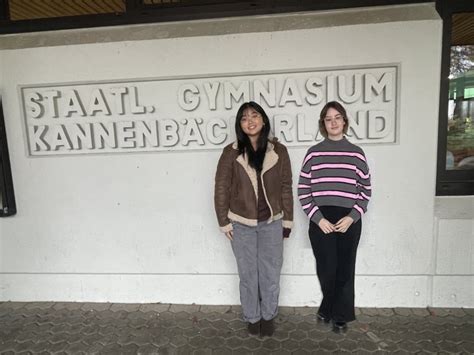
left=298, top=101, right=371, bottom=333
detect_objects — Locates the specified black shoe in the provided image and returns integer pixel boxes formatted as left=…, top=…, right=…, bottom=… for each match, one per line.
left=260, top=318, right=275, bottom=337
left=332, top=321, right=348, bottom=333
left=248, top=321, right=260, bottom=335
left=317, top=313, right=331, bottom=324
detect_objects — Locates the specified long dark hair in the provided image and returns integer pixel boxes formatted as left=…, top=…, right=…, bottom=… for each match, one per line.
left=235, top=101, right=271, bottom=172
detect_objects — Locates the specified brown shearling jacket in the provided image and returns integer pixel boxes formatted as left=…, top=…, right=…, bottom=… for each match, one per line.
left=214, top=140, right=293, bottom=233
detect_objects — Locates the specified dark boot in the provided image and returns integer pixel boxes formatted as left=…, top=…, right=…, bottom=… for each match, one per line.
left=248, top=321, right=260, bottom=335
left=332, top=321, right=348, bottom=333
left=260, top=318, right=275, bottom=337
left=317, top=313, right=331, bottom=325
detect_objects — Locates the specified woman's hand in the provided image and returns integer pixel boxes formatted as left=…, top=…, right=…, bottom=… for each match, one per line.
left=334, top=216, right=354, bottom=233
left=318, top=218, right=335, bottom=234
left=225, top=230, right=234, bottom=241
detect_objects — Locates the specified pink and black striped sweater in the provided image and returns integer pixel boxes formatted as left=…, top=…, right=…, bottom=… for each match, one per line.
left=298, top=137, right=371, bottom=224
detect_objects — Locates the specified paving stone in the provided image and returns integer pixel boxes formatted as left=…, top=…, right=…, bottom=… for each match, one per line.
left=23, top=302, right=56, bottom=310
left=52, top=302, right=83, bottom=311
left=227, top=320, right=246, bottom=331
left=79, top=302, right=111, bottom=312
left=398, top=340, right=423, bottom=353
left=302, top=314, right=318, bottom=325
left=411, top=308, right=430, bottom=317
left=100, top=342, right=123, bottom=354
left=307, top=328, right=329, bottom=340
left=44, top=340, right=69, bottom=352
left=242, top=337, right=262, bottom=350
left=209, top=319, right=229, bottom=330
left=136, top=343, right=160, bottom=354
left=361, top=308, right=379, bottom=316
left=182, top=327, right=201, bottom=338
left=357, top=314, right=376, bottom=323
left=417, top=339, right=441, bottom=353
left=199, top=305, right=230, bottom=313
left=293, top=307, right=315, bottom=316
left=272, top=328, right=290, bottom=341
left=318, top=339, right=339, bottom=352
left=298, top=338, right=318, bottom=351
left=221, top=311, right=240, bottom=322
left=438, top=340, right=464, bottom=353
left=338, top=338, right=359, bottom=352
left=0, top=302, right=26, bottom=310
left=14, top=331, right=37, bottom=343
left=277, top=319, right=297, bottom=333
left=460, top=341, right=474, bottom=354
left=379, top=330, right=404, bottom=343
left=232, top=328, right=250, bottom=340
left=67, top=332, right=89, bottom=344
left=358, top=339, right=380, bottom=352
left=296, top=322, right=315, bottom=332
left=156, top=346, right=175, bottom=355
left=463, top=308, right=474, bottom=316
left=211, top=347, right=229, bottom=355
left=230, top=305, right=242, bottom=314
left=278, top=307, right=295, bottom=316
left=254, top=349, right=273, bottom=355
left=431, top=307, right=467, bottom=317
left=97, top=334, right=119, bottom=346
left=377, top=308, right=395, bottom=316
left=169, top=335, right=188, bottom=348
left=201, top=336, right=225, bottom=349
left=0, top=303, right=471, bottom=354
left=0, top=340, right=17, bottom=352
left=82, top=332, right=104, bottom=345
left=64, top=341, right=88, bottom=353
left=109, top=303, right=141, bottom=312
left=394, top=308, right=413, bottom=316
left=288, top=329, right=307, bottom=341
left=224, top=336, right=244, bottom=350
left=198, top=312, right=222, bottom=322
left=271, top=350, right=291, bottom=355
left=28, top=341, right=50, bottom=353
left=260, top=338, right=280, bottom=350
left=170, top=304, right=201, bottom=313
left=121, top=343, right=140, bottom=354
left=287, top=314, right=305, bottom=324
left=138, top=303, right=171, bottom=313
left=176, top=318, right=194, bottom=329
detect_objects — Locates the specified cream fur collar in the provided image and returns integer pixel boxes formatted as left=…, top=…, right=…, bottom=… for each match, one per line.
left=232, top=141, right=279, bottom=199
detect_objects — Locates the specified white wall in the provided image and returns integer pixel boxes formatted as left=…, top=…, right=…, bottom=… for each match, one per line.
left=0, top=4, right=471, bottom=307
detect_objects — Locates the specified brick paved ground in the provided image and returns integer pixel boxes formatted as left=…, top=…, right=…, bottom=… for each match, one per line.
left=0, top=302, right=473, bottom=354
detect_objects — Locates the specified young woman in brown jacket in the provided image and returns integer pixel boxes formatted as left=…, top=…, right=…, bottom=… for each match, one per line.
left=214, top=101, right=293, bottom=337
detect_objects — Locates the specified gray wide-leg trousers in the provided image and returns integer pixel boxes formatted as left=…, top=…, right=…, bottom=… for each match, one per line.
left=231, top=220, right=283, bottom=323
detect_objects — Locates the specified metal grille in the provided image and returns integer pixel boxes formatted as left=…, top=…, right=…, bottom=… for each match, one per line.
left=9, top=0, right=125, bottom=20
left=452, top=13, right=474, bottom=46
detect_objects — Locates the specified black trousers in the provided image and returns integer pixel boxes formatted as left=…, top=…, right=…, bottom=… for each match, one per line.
left=308, top=206, right=361, bottom=323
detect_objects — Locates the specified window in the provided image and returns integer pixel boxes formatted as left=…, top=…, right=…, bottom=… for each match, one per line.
left=436, top=4, right=474, bottom=196
left=446, top=44, right=474, bottom=171
left=0, top=101, right=16, bottom=217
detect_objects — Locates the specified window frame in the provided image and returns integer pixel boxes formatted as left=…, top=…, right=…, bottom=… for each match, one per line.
left=0, top=0, right=432, bottom=35
left=0, top=100, right=17, bottom=217
left=436, top=0, right=474, bottom=196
